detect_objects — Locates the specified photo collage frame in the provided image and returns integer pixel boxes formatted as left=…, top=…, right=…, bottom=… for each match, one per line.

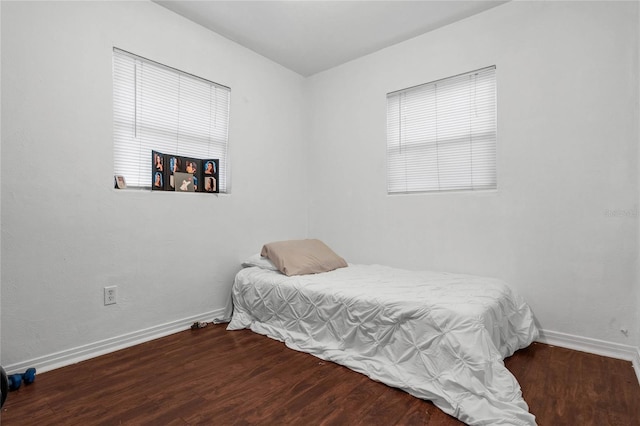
left=152, top=150, right=219, bottom=193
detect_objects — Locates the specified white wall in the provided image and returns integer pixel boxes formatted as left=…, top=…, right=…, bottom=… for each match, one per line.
left=1, top=1, right=308, bottom=367
left=1, top=0, right=639, bottom=372
left=0, top=0, right=3, bottom=367
left=306, top=1, right=639, bottom=347
left=637, top=0, right=640, bottom=368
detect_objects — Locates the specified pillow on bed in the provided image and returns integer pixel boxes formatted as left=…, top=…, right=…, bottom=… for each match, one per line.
left=241, top=254, right=279, bottom=271
left=261, top=239, right=348, bottom=276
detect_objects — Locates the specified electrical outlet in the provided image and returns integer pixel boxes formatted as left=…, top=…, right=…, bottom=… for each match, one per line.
left=104, top=286, right=117, bottom=305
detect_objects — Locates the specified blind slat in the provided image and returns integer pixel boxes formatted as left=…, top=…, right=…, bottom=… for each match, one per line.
left=387, top=66, right=496, bottom=194
left=113, top=48, right=231, bottom=191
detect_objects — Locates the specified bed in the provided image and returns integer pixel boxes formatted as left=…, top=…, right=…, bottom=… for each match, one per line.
left=227, top=240, right=539, bottom=425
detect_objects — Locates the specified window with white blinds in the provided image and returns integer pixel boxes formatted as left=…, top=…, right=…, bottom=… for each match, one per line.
left=113, top=48, right=230, bottom=191
left=386, top=66, right=496, bottom=194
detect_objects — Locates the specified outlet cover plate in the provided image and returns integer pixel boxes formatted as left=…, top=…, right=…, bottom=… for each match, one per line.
left=104, top=286, right=117, bottom=305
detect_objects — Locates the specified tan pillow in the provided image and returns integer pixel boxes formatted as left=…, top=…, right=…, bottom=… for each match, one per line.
left=261, top=239, right=348, bottom=276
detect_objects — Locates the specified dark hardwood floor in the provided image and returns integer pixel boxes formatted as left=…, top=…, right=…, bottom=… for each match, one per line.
left=2, top=324, right=639, bottom=425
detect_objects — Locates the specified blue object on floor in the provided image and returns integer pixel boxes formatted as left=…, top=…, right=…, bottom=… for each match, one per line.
left=22, top=368, right=36, bottom=385
left=8, top=374, right=21, bottom=391
left=6, top=368, right=37, bottom=393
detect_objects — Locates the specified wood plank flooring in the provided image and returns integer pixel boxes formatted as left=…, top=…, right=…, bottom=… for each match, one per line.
left=2, top=324, right=639, bottom=425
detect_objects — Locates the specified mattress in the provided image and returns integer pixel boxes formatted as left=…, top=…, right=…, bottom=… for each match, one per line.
left=227, top=263, right=539, bottom=425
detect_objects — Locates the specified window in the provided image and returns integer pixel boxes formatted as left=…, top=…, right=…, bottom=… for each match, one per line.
left=386, top=66, right=496, bottom=194
left=113, top=48, right=231, bottom=191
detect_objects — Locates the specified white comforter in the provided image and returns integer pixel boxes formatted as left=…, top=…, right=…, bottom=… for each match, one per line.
left=227, top=264, right=539, bottom=425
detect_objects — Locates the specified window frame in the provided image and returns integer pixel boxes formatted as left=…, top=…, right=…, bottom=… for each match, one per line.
left=386, top=66, right=497, bottom=195
left=112, top=48, right=231, bottom=192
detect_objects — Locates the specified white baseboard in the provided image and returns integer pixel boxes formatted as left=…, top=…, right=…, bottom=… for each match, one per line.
left=5, top=320, right=639, bottom=387
left=537, top=329, right=638, bottom=360
left=3, top=309, right=226, bottom=375
left=538, top=328, right=640, bottom=385
left=633, top=346, right=640, bottom=385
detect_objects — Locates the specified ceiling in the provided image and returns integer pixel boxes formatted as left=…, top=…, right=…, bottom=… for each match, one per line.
left=154, top=1, right=507, bottom=77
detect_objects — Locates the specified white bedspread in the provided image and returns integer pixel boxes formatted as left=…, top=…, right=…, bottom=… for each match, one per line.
left=227, top=264, right=539, bottom=425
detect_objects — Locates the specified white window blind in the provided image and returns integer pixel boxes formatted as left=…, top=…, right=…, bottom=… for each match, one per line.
left=113, top=48, right=231, bottom=191
left=386, top=66, right=496, bottom=194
